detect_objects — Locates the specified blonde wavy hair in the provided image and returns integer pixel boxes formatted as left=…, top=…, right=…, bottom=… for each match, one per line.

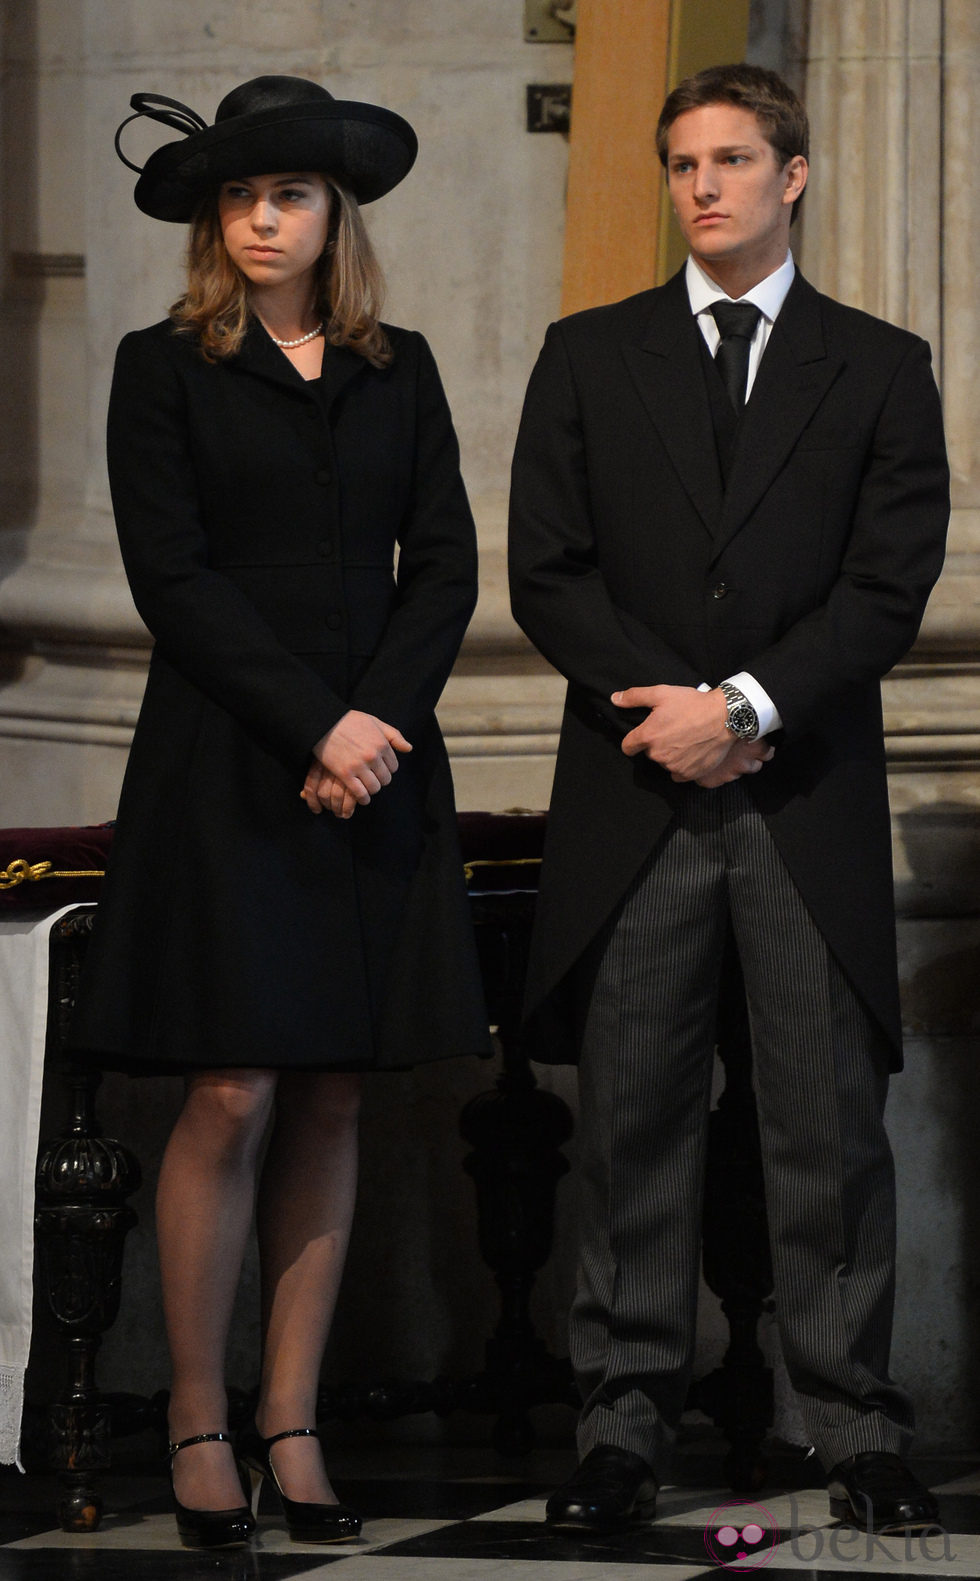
left=170, top=175, right=391, bottom=366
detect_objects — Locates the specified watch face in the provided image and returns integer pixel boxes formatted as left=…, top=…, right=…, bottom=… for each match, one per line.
left=720, top=684, right=759, bottom=738
left=728, top=702, right=757, bottom=737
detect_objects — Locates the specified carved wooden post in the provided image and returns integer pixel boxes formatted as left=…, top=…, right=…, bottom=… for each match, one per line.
left=34, top=911, right=140, bottom=1533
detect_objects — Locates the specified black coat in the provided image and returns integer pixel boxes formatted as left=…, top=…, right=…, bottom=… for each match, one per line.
left=71, top=317, right=490, bottom=1072
left=509, top=269, right=950, bottom=1068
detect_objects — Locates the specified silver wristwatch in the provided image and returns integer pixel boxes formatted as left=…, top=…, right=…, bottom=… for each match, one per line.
left=719, top=681, right=759, bottom=740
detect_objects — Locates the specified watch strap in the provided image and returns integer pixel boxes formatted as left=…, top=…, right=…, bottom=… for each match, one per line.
left=719, top=680, right=759, bottom=740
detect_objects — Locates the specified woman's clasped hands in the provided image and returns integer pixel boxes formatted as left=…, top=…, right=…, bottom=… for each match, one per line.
left=302, top=709, right=412, bottom=819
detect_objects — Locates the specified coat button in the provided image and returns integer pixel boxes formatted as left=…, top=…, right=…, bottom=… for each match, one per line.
left=316, top=537, right=334, bottom=557
left=325, top=611, right=343, bottom=631
left=315, top=467, right=331, bottom=485
left=711, top=582, right=729, bottom=600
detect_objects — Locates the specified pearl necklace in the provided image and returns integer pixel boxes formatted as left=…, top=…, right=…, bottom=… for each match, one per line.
left=267, top=321, right=324, bottom=348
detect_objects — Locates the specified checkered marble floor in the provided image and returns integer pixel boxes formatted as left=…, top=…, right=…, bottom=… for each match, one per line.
left=2, top=1444, right=979, bottom=1580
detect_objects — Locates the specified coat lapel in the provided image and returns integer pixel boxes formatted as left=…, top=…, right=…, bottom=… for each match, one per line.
left=711, top=272, right=844, bottom=559
left=233, top=319, right=367, bottom=410
left=621, top=270, right=724, bottom=536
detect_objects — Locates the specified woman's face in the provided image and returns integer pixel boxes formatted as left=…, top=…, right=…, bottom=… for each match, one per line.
left=217, top=172, right=331, bottom=293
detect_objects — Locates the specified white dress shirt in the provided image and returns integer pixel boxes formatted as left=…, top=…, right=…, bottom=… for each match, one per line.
left=685, top=251, right=796, bottom=737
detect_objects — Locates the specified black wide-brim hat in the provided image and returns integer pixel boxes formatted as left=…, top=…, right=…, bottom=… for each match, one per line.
left=116, top=75, right=418, bottom=222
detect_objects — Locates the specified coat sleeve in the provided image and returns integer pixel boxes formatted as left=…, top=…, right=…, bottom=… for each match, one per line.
left=745, top=336, right=950, bottom=736
left=508, top=319, right=704, bottom=737
left=107, top=328, right=349, bottom=770
left=348, top=333, right=478, bottom=737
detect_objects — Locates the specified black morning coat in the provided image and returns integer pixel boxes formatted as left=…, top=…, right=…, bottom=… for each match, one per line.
left=509, top=267, right=950, bottom=1070
left=70, top=317, right=491, bottom=1073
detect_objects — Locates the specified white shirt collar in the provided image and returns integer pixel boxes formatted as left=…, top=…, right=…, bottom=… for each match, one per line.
left=685, top=251, right=796, bottom=324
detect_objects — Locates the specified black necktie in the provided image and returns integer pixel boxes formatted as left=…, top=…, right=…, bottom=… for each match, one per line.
left=709, top=301, right=761, bottom=410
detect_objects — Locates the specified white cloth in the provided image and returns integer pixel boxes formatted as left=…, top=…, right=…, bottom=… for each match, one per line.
left=0, top=904, right=79, bottom=1466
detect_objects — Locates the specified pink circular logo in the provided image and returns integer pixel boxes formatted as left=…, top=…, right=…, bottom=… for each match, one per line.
left=704, top=1499, right=779, bottom=1570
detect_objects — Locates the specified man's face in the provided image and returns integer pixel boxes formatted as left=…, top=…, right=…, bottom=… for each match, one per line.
left=665, top=102, right=807, bottom=287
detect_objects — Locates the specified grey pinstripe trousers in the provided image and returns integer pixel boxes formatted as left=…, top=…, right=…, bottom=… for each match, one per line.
left=571, top=779, right=914, bottom=1479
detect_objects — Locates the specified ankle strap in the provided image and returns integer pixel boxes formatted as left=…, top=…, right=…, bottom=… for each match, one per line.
left=263, top=1427, right=318, bottom=1446
left=168, top=1430, right=232, bottom=1457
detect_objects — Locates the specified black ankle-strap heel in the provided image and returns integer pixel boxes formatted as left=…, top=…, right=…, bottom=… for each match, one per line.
left=238, top=1423, right=361, bottom=1542
left=168, top=1431, right=256, bottom=1549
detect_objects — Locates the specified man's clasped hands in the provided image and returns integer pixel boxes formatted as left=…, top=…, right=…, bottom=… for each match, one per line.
left=612, top=683, right=774, bottom=786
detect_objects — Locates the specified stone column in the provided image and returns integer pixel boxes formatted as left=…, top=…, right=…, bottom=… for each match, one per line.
left=802, top=1, right=942, bottom=360
left=940, top=1, right=980, bottom=569
left=0, top=0, right=174, bottom=825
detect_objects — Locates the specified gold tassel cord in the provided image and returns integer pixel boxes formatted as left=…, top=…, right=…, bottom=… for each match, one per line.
left=2, top=853, right=541, bottom=891
left=463, top=856, right=542, bottom=885
left=0, top=859, right=106, bottom=892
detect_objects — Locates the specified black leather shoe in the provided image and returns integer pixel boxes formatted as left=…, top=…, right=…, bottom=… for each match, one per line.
left=168, top=1432, right=256, bottom=1549
left=828, top=1452, right=940, bottom=1533
left=545, top=1444, right=658, bottom=1533
left=238, top=1422, right=361, bottom=1543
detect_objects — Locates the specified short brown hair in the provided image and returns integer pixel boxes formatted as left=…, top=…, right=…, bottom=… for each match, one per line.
left=656, top=62, right=809, bottom=171
left=170, top=175, right=391, bottom=366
